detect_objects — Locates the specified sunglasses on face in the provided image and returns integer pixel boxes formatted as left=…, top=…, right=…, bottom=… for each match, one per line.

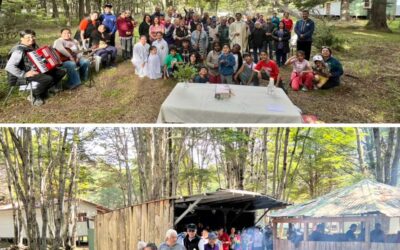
left=188, top=229, right=196, bottom=232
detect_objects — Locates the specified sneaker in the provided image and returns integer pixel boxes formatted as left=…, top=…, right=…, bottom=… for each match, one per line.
left=33, top=97, right=44, bottom=106
left=313, top=85, right=318, bottom=90
left=301, top=86, right=308, bottom=92
left=27, top=95, right=44, bottom=106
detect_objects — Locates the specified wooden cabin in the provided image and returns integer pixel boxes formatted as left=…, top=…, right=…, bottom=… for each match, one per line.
left=95, top=189, right=289, bottom=250
left=270, top=180, right=400, bottom=250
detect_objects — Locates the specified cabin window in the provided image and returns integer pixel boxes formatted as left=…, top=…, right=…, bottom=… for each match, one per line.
left=364, top=0, right=372, bottom=9
left=78, top=212, right=87, bottom=222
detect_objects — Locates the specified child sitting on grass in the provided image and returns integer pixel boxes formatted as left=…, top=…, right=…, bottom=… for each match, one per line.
left=285, top=50, right=313, bottom=91
left=193, top=67, right=209, bottom=83
left=234, top=53, right=258, bottom=86
left=312, top=54, right=330, bottom=89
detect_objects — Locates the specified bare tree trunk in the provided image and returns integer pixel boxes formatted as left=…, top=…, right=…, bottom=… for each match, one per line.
left=272, top=128, right=280, bottom=197
left=85, top=0, right=91, bottom=14
left=340, top=0, right=351, bottom=21
left=373, top=128, right=384, bottom=182
left=52, top=0, right=59, bottom=18
left=150, top=128, right=161, bottom=200
left=262, top=128, right=269, bottom=194
left=384, top=128, right=395, bottom=184
left=54, top=128, right=70, bottom=250
left=277, top=128, right=290, bottom=200
left=390, top=128, right=400, bottom=186
left=355, top=128, right=367, bottom=175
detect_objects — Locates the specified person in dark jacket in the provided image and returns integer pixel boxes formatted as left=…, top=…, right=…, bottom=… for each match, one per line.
left=184, top=224, right=201, bottom=250
left=99, top=3, right=117, bottom=46
left=294, top=10, right=315, bottom=60
left=321, top=46, right=344, bottom=89
left=217, top=18, right=230, bottom=46
left=91, top=24, right=118, bottom=67
left=263, top=18, right=275, bottom=59
left=139, top=14, right=152, bottom=43
left=204, top=233, right=219, bottom=250
left=77, top=12, right=100, bottom=48
left=251, top=22, right=266, bottom=63
left=271, top=21, right=290, bottom=67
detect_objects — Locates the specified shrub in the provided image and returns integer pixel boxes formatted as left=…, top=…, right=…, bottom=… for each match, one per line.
left=172, top=64, right=197, bottom=82
left=313, top=21, right=346, bottom=51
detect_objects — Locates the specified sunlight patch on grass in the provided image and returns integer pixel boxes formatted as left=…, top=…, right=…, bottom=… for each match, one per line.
left=352, top=31, right=383, bottom=38
left=102, top=88, right=123, bottom=98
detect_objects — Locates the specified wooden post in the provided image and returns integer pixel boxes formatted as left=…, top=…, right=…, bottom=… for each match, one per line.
left=223, top=210, right=228, bottom=230
left=304, top=222, right=309, bottom=241
left=365, top=219, right=370, bottom=243
left=273, top=221, right=278, bottom=250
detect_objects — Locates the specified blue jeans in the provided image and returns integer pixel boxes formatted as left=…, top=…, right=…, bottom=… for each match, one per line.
left=63, top=58, right=89, bottom=87
left=95, top=46, right=118, bottom=66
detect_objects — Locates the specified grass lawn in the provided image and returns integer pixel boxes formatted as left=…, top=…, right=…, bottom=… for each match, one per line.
left=0, top=21, right=399, bottom=123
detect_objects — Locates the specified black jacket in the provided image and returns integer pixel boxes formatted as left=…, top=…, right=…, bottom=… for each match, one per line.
left=271, top=29, right=291, bottom=53
left=252, top=28, right=267, bottom=48
left=184, top=235, right=201, bottom=250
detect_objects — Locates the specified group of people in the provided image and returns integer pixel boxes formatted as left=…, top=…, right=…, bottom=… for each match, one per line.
left=142, top=224, right=273, bottom=250
left=287, top=222, right=400, bottom=244
left=5, top=4, right=345, bottom=106
left=130, top=8, right=343, bottom=91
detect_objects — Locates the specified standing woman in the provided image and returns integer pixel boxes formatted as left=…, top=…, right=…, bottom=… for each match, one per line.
left=117, top=10, right=134, bottom=60
left=191, top=23, right=208, bottom=61
left=271, top=21, right=290, bottom=67
left=139, top=14, right=151, bottom=43
left=174, top=18, right=190, bottom=49
left=149, top=16, right=165, bottom=43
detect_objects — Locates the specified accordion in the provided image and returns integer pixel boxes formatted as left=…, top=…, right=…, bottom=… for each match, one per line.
left=27, top=46, right=62, bottom=73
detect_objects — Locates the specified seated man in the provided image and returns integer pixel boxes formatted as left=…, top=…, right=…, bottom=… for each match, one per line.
left=164, top=46, right=183, bottom=78
left=90, top=24, right=118, bottom=68
left=53, top=28, right=90, bottom=89
left=5, top=29, right=66, bottom=106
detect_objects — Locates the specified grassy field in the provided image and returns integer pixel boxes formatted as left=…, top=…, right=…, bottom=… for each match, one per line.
left=0, top=20, right=399, bottom=123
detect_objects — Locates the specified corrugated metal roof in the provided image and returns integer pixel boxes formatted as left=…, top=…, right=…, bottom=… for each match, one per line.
left=270, top=179, right=400, bottom=218
left=174, top=189, right=289, bottom=210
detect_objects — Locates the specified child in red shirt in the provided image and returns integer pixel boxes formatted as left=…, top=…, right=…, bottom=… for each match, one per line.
left=254, top=50, right=280, bottom=84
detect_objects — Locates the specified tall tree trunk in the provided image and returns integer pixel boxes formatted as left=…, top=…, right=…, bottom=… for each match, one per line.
left=85, top=0, right=91, bottom=14
left=262, top=128, right=269, bottom=194
left=366, top=0, right=391, bottom=32
left=373, top=128, right=383, bottom=182
left=277, top=128, right=290, bottom=200
left=340, top=0, right=351, bottom=21
left=52, top=0, right=59, bottom=18
left=272, top=128, right=281, bottom=197
left=390, top=128, right=400, bottom=186
left=355, top=128, right=367, bottom=175
left=384, top=128, right=395, bottom=184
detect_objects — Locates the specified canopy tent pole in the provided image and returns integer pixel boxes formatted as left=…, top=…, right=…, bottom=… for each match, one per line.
left=174, top=198, right=202, bottom=226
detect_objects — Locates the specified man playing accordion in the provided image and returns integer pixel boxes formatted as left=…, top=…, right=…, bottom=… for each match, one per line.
left=5, top=29, right=66, bottom=106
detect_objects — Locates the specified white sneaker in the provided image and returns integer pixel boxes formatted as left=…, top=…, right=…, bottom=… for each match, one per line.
left=301, top=86, right=308, bottom=92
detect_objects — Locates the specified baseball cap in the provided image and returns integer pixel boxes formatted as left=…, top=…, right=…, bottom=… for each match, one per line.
left=104, top=3, right=113, bottom=8
left=313, top=54, right=323, bottom=62
left=208, top=233, right=218, bottom=240
left=187, top=223, right=197, bottom=231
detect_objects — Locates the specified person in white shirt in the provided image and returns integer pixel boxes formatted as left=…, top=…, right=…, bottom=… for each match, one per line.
left=132, top=35, right=150, bottom=77
left=152, top=32, right=169, bottom=68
